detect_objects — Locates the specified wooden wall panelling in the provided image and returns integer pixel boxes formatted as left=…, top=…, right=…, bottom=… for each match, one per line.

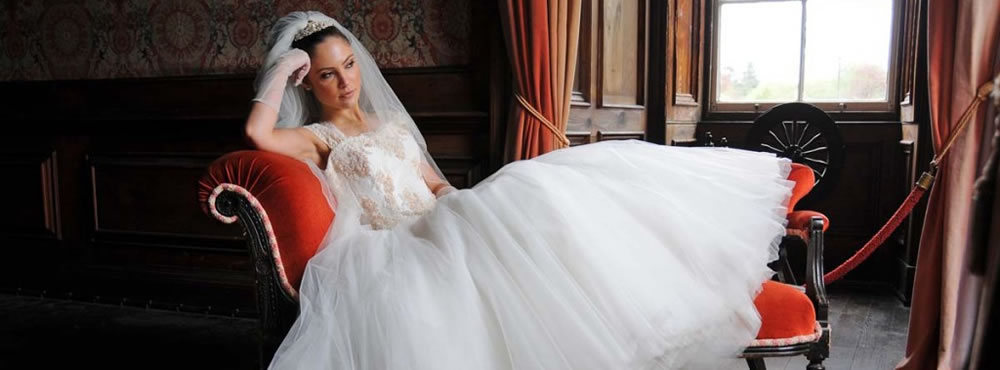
left=74, top=135, right=253, bottom=313
left=663, top=0, right=705, bottom=145
left=596, top=130, right=646, bottom=142
left=898, top=0, right=922, bottom=122
left=569, top=0, right=651, bottom=141
left=567, top=131, right=594, bottom=146
left=0, top=145, right=62, bottom=290
left=894, top=139, right=918, bottom=301
left=601, top=0, right=644, bottom=107
left=88, top=153, right=244, bottom=245
left=0, top=150, right=60, bottom=239
left=572, top=0, right=594, bottom=106
left=669, top=0, right=702, bottom=114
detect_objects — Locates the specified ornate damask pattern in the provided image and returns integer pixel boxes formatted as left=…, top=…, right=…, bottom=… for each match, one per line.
left=0, top=0, right=470, bottom=81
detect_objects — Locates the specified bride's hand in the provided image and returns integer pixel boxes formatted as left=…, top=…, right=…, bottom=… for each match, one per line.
left=277, top=48, right=311, bottom=86
left=434, top=186, right=457, bottom=198
left=252, top=48, right=311, bottom=112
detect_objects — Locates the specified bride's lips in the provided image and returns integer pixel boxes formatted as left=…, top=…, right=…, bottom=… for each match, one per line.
left=340, top=89, right=356, bottom=99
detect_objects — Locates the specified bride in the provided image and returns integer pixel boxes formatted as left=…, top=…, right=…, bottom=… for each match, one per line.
left=247, top=11, right=794, bottom=370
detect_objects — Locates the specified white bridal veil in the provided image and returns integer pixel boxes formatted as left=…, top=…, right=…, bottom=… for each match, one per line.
left=255, top=10, right=445, bottom=183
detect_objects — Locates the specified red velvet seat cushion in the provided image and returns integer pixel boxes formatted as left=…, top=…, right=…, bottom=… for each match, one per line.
left=753, top=280, right=817, bottom=340
left=198, top=150, right=335, bottom=292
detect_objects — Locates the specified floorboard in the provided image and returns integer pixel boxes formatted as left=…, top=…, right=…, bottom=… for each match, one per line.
left=1, top=285, right=910, bottom=369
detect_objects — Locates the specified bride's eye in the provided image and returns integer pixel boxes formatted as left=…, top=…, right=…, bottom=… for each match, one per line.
left=321, top=72, right=333, bottom=79
left=347, top=60, right=355, bottom=68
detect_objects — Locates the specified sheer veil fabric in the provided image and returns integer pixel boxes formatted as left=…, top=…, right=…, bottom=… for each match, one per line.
left=261, top=11, right=795, bottom=370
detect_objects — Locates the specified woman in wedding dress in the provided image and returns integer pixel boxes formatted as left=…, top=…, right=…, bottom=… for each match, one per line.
left=246, top=11, right=794, bottom=370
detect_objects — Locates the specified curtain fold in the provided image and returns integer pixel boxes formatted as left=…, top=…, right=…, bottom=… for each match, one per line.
left=500, top=0, right=582, bottom=161
left=897, top=1, right=1000, bottom=369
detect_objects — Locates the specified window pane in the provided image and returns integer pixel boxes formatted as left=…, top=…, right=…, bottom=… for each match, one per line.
left=717, top=1, right=802, bottom=102
left=803, top=0, right=893, bottom=102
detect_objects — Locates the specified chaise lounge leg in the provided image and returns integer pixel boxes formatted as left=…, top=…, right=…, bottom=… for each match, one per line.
left=806, top=358, right=825, bottom=370
left=746, top=358, right=767, bottom=370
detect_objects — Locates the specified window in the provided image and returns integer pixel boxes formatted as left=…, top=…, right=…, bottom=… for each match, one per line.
left=709, top=0, right=897, bottom=113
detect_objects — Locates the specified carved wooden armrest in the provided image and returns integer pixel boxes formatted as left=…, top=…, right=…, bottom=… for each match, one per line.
left=197, top=150, right=335, bottom=368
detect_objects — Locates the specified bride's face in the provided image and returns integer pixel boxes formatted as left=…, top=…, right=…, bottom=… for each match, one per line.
left=304, top=36, right=362, bottom=112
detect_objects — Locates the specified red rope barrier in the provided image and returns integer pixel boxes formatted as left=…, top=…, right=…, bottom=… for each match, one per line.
left=822, top=184, right=927, bottom=284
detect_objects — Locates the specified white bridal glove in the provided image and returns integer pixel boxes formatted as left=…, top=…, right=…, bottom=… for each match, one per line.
left=253, top=48, right=311, bottom=112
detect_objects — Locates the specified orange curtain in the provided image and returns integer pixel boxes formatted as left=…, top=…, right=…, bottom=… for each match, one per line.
left=897, top=1, right=1000, bottom=369
left=499, top=0, right=582, bottom=161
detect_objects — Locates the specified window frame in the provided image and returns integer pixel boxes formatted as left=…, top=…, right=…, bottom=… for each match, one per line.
left=704, top=0, right=903, bottom=119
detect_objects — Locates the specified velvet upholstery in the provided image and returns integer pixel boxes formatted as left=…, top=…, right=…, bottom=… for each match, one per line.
left=198, top=150, right=335, bottom=292
left=786, top=163, right=830, bottom=231
left=753, top=281, right=817, bottom=340
left=786, top=163, right=814, bottom=213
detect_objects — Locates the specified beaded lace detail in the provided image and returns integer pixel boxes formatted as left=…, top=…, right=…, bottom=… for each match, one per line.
left=305, top=121, right=436, bottom=229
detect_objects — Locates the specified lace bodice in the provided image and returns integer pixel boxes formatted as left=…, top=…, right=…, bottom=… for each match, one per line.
left=305, top=121, right=436, bottom=229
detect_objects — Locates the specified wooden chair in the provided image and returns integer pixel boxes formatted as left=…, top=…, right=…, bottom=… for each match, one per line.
left=739, top=102, right=844, bottom=369
left=741, top=163, right=830, bottom=369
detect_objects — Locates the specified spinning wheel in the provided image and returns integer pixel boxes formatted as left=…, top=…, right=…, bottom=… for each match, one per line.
left=745, top=103, right=845, bottom=199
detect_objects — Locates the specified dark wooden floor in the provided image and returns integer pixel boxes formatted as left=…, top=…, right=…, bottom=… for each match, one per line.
left=0, top=286, right=908, bottom=370
left=0, top=293, right=259, bottom=370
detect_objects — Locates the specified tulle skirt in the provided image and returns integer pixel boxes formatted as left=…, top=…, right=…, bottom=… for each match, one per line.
left=269, top=140, right=793, bottom=369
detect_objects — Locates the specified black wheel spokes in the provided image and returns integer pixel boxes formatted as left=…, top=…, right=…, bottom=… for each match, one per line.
left=796, top=122, right=810, bottom=147
left=783, top=120, right=794, bottom=148
left=801, top=146, right=828, bottom=155
left=803, top=156, right=829, bottom=166
left=761, top=142, right=785, bottom=153
left=800, top=128, right=829, bottom=185
left=762, top=119, right=831, bottom=186
left=768, top=130, right=788, bottom=150
left=800, top=132, right=822, bottom=151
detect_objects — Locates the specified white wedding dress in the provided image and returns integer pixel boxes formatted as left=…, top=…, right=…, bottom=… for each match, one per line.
left=268, top=120, right=793, bottom=369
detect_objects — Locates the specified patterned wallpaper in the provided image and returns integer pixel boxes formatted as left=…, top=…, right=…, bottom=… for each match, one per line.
left=0, top=0, right=470, bottom=81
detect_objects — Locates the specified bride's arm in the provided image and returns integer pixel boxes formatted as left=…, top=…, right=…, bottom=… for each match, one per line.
left=420, top=161, right=456, bottom=198
left=245, top=49, right=326, bottom=164
left=245, top=103, right=324, bottom=164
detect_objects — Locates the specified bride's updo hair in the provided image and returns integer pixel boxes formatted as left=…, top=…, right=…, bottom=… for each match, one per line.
left=291, top=26, right=349, bottom=55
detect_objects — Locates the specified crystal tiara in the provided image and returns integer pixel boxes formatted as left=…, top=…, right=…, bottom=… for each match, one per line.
left=294, top=19, right=335, bottom=42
